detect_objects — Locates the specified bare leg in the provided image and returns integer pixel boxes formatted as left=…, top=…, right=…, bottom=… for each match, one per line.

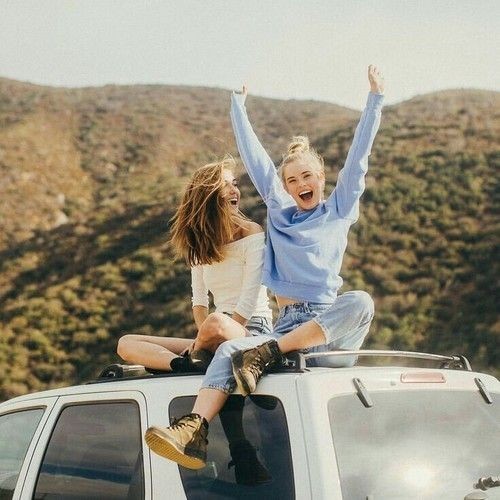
left=118, top=313, right=248, bottom=371
left=276, top=319, right=326, bottom=353
left=117, top=335, right=193, bottom=370
left=193, top=313, right=248, bottom=352
left=192, top=388, right=229, bottom=422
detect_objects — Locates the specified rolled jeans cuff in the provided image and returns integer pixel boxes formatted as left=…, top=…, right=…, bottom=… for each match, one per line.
left=202, top=380, right=236, bottom=394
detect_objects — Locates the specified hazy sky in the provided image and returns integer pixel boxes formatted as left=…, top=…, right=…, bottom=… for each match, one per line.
left=1, top=0, right=498, bottom=109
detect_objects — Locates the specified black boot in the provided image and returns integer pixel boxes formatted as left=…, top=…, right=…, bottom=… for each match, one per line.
left=228, top=439, right=272, bottom=485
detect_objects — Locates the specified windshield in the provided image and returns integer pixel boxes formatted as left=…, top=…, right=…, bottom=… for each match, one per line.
left=328, top=390, right=500, bottom=499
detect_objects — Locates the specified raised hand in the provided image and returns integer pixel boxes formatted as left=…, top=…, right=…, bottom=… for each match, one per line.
left=235, top=85, right=248, bottom=99
left=368, top=65, right=384, bottom=94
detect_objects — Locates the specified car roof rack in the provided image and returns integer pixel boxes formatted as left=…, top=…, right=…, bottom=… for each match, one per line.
left=293, top=349, right=472, bottom=371
left=90, top=350, right=472, bottom=384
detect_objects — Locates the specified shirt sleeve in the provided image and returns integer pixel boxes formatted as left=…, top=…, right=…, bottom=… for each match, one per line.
left=230, top=92, right=291, bottom=206
left=327, top=92, right=384, bottom=222
left=234, top=234, right=266, bottom=320
left=191, top=266, right=209, bottom=309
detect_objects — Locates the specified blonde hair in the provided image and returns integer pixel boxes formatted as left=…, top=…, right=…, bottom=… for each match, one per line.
left=278, top=136, right=324, bottom=182
left=170, top=157, right=243, bottom=266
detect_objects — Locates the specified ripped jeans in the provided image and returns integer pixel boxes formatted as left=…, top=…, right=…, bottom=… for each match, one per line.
left=201, top=291, right=374, bottom=393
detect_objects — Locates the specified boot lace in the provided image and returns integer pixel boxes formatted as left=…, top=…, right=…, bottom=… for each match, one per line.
left=246, top=353, right=266, bottom=379
left=169, top=415, right=197, bottom=429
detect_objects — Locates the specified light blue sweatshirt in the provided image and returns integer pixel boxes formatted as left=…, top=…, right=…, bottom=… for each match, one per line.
left=230, top=92, right=383, bottom=302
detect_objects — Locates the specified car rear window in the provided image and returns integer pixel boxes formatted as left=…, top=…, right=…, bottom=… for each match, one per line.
left=33, top=401, right=144, bottom=500
left=328, top=390, right=500, bottom=500
left=0, top=408, right=44, bottom=500
left=170, top=395, right=295, bottom=500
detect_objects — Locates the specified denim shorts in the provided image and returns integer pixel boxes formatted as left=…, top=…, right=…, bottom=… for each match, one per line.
left=273, top=302, right=332, bottom=338
left=222, top=312, right=272, bottom=337
left=246, top=316, right=273, bottom=336
left=272, top=292, right=374, bottom=346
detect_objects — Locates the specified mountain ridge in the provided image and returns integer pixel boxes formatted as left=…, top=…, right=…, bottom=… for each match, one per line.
left=0, top=78, right=498, bottom=400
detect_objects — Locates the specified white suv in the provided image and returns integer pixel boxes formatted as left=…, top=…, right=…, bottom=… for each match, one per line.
left=1, top=350, right=499, bottom=500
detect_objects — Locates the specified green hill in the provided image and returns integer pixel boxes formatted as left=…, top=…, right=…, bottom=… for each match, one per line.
left=0, top=78, right=498, bottom=400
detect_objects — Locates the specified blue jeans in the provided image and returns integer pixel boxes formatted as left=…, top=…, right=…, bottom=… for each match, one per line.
left=201, top=291, right=374, bottom=393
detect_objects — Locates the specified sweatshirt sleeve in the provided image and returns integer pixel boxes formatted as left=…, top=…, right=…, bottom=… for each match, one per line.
left=191, top=266, right=209, bottom=309
left=230, top=92, right=291, bottom=206
left=327, top=92, right=383, bottom=222
left=234, top=233, right=266, bottom=320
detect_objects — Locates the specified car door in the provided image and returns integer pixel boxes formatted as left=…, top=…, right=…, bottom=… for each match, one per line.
left=0, top=396, right=58, bottom=500
left=17, top=390, right=152, bottom=500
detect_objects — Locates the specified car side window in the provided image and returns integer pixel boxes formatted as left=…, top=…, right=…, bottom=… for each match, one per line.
left=0, top=408, right=45, bottom=500
left=169, top=395, right=295, bottom=500
left=33, top=401, right=144, bottom=500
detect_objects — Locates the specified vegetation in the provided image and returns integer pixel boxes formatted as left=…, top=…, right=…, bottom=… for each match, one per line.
left=0, top=78, right=498, bottom=401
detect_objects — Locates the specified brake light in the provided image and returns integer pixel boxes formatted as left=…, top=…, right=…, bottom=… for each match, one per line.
left=401, top=372, right=446, bottom=383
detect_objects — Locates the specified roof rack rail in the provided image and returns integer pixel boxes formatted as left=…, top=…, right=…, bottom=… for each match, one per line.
left=296, top=349, right=472, bottom=371
left=90, top=350, right=472, bottom=383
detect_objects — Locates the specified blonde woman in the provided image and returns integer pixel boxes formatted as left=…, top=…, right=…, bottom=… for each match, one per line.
left=117, top=158, right=272, bottom=373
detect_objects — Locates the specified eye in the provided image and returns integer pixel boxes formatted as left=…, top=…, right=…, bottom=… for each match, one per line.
left=287, top=179, right=296, bottom=184
left=232, top=180, right=239, bottom=187
left=304, top=173, right=312, bottom=179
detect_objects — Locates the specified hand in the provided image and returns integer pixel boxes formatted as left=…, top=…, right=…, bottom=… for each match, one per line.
left=236, top=84, right=248, bottom=101
left=368, top=65, right=384, bottom=94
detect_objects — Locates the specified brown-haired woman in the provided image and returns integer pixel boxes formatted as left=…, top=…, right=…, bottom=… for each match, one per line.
left=117, top=157, right=272, bottom=373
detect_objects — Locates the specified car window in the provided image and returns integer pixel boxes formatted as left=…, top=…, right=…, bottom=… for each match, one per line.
left=0, top=408, right=45, bottom=500
left=170, top=395, right=295, bottom=500
left=328, top=390, right=500, bottom=500
left=33, top=401, right=144, bottom=500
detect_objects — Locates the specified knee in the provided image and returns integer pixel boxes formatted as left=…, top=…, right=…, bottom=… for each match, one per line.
left=350, top=291, right=375, bottom=321
left=116, top=334, right=137, bottom=361
left=198, top=313, right=229, bottom=342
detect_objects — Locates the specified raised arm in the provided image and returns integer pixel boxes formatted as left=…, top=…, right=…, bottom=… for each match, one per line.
left=327, top=65, right=384, bottom=221
left=230, top=87, right=290, bottom=206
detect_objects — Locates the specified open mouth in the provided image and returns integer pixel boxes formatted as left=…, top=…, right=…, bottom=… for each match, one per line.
left=299, top=190, right=313, bottom=202
left=229, top=197, right=239, bottom=206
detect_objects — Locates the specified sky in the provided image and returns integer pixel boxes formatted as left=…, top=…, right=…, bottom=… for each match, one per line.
left=0, top=0, right=499, bottom=110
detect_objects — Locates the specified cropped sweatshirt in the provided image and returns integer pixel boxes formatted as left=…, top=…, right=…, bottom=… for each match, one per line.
left=230, top=91, right=383, bottom=302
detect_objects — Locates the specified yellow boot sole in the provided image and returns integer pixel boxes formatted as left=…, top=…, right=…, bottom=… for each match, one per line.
left=145, top=426, right=206, bottom=470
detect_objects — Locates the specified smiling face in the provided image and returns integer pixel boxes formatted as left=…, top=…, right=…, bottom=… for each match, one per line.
left=283, top=157, right=325, bottom=211
left=220, top=168, right=240, bottom=212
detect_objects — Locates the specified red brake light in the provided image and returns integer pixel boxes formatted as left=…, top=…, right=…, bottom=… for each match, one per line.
left=401, top=372, right=446, bottom=383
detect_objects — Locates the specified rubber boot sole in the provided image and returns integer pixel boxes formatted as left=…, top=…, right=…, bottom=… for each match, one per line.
left=145, top=427, right=206, bottom=470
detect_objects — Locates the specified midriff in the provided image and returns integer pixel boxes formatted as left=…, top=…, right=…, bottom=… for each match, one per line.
left=276, top=295, right=302, bottom=309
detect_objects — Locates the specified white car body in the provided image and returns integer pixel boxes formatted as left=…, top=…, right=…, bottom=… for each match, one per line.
left=1, top=351, right=499, bottom=500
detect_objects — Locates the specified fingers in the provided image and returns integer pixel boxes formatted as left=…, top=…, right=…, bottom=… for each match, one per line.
left=368, top=65, right=380, bottom=76
left=235, top=84, right=248, bottom=97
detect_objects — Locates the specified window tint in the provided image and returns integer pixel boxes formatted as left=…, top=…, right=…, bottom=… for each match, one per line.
left=170, top=395, right=295, bottom=500
left=33, top=402, right=144, bottom=500
left=329, top=390, right=500, bottom=500
left=0, top=408, right=44, bottom=500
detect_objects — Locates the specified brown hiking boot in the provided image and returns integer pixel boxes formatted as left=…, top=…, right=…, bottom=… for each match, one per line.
left=231, top=340, right=285, bottom=396
left=145, top=413, right=208, bottom=469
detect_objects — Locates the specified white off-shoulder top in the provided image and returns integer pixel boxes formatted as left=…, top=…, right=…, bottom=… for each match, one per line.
left=191, top=232, right=272, bottom=320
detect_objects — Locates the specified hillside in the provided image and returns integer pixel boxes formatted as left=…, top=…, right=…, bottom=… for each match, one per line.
left=0, top=79, right=498, bottom=400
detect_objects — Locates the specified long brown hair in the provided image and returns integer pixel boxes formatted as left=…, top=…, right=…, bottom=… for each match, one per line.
left=170, top=157, right=243, bottom=266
